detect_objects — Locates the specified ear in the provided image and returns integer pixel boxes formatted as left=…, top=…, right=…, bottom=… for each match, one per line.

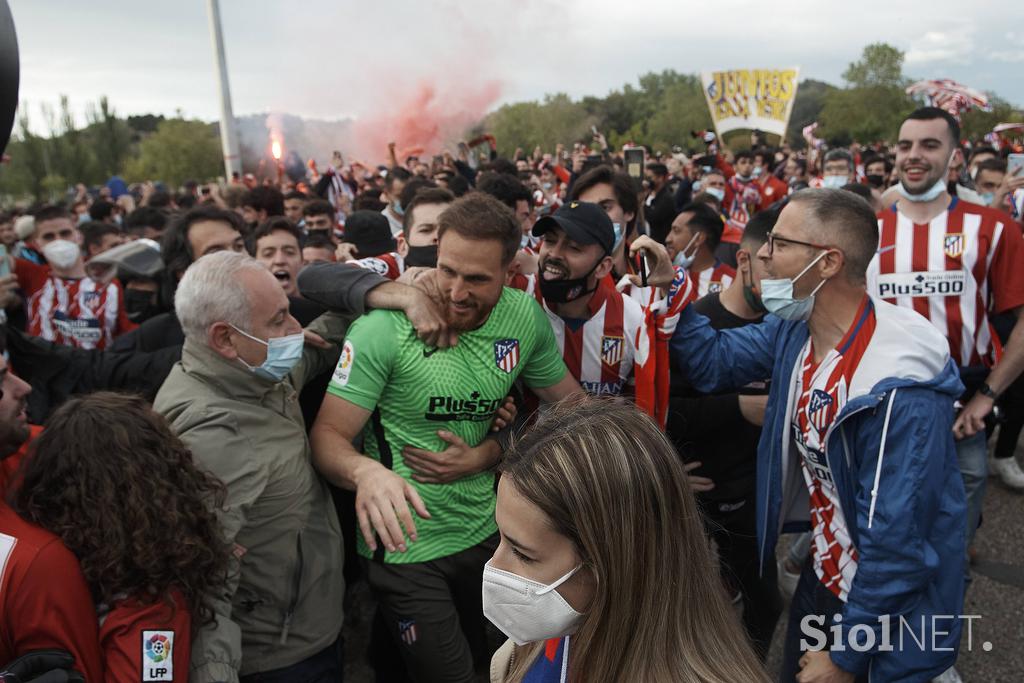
left=396, top=234, right=408, bottom=257
left=594, top=255, right=615, bottom=281
left=819, top=249, right=845, bottom=280
left=208, top=321, right=240, bottom=360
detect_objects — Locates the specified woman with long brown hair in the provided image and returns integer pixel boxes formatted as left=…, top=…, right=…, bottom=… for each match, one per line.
left=485, top=396, right=768, bottom=683
left=11, top=392, right=230, bottom=683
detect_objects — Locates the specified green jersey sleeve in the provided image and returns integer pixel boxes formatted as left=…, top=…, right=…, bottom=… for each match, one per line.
left=519, top=295, right=569, bottom=390
left=326, top=310, right=397, bottom=411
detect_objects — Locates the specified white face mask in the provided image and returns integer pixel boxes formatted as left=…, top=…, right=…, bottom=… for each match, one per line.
left=482, top=560, right=584, bottom=646
left=42, top=239, right=81, bottom=270
left=705, top=186, right=725, bottom=202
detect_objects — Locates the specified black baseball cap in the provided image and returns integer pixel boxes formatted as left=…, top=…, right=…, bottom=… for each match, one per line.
left=341, top=210, right=396, bottom=257
left=531, top=201, right=616, bottom=255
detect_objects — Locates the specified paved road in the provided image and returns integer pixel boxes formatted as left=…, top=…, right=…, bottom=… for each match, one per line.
left=344, top=451, right=1024, bottom=682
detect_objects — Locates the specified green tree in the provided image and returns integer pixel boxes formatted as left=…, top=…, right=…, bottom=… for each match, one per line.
left=960, top=94, right=1024, bottom=141
left=787, top=79, right=837, bottom=148
left=842, top=43, right=907, bottom=89
left=0, top=107, right=51, bottom=201
left=820, top=43, right=915, bottom=143
left=85, top=96, right=133, bottom=179
left=124, top=118, right=222, bottom=187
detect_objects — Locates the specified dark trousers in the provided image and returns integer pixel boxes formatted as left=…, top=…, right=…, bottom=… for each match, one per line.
left=361, top=534, right=498, bottom=683
left=778, top=562, right=868, bottom=683
left=701, top=496, right=783, bottom=660
left=240, top=637, right=344, bottom=683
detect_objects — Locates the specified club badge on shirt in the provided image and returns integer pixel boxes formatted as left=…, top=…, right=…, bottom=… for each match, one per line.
left=494, top=338, right=520, bottom=374
left=142, top=630, right=174, bottom=681
left=601, top=336, right=623, bottom=366
left=943, top=233, right=964, bottom=259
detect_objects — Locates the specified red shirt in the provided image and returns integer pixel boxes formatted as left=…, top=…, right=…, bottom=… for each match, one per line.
left=100, top=590, right=191, bottom=683
left=0, top=501, right=105, bottom=681
left=15, top=259, right=136, bottom=350
left=757, top=175, right=789, bottom=211
left=792, top=295, right=876, bottom=601
left=870, top=198, right=1024, bottom=367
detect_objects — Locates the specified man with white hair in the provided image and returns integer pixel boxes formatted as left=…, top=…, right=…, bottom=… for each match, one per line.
left=154, top=251, right=448, bottom=683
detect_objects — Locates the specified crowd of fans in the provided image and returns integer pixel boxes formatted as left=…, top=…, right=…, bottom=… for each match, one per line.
left=1, top=105, right=1023, bottom=683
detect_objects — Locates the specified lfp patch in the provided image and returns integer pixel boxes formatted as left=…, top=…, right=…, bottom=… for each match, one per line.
left=494, top=338, right=520, bottom=374
left=333, top=340, right=355, bottom=387
left=142, top=630, right=174, bottom=681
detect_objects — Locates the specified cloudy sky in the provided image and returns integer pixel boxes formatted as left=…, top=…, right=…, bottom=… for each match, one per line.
left=10, top=0, right=1024, bottom=133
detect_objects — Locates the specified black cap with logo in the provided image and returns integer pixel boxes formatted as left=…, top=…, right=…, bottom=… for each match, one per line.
left=531, top=201, right=616, bottom=255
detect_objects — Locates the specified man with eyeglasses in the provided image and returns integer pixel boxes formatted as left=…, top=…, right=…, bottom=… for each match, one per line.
left=668, top=188, right=967, bottom=682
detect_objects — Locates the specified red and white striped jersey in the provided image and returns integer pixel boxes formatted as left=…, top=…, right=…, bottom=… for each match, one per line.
left=531, top=277, right=647, bottom=396
left=17, top=260, right=134, bottom=350
left=347, top=252, right=406, bottom=281
left=694, top=261, right=736, bottom=299
left=868, top=199, right=1024, bottom=367
left=792, top=295, right=876, bottom=601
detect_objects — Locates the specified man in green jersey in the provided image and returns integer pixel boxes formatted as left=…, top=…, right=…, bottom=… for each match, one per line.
left=311, top=193, right=581, bottom=681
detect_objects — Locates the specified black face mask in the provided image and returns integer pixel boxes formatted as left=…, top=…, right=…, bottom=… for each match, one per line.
left=404, top=244, right=438, bottom=268
left=538, top=257, right=603, bottom=304
left=865, top=174, right=885, bottom=188
left=124, top=289, right=160, bottom=323
left=741, top=266, right=768, bottom=315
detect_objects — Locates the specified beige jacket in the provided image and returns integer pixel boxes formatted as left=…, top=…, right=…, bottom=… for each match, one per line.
left=154, top=313, right=349, bottom=682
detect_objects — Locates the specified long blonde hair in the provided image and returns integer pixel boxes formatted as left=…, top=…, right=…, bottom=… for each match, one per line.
left=498, top=396, right=768, bottom=683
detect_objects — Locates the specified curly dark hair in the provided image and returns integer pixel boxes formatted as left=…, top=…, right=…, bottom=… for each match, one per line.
left=10, top=392, right=230, bottom=627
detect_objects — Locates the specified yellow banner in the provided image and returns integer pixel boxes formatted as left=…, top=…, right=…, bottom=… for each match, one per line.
left=700, top=68, right=801, bottom=139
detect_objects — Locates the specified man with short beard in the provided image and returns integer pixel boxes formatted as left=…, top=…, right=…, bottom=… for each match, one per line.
left=309, top=192, right=581, bottom=682
left=868, top=107, right=1024, bottom=525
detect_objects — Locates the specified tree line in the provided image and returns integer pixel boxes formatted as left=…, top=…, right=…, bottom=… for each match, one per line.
left=1, top=43, right=1021, bottom=203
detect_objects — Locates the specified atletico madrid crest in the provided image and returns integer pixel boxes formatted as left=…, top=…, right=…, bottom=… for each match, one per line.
left=943, top=233, right=964, bottom=259
left=601, top=336, right=624, bottom=366
left=807, top=389, right=834, bottom=434
left=494, top=338, right=520, bottom=374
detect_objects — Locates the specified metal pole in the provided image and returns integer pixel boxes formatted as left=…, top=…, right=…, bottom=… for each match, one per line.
left=206, top=0, right=241, bottom=180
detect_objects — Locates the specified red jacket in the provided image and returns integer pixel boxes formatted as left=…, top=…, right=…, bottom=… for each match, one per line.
left=100, top=590, right=191, bottom=683
left=0, top=500, right=105, bottom=682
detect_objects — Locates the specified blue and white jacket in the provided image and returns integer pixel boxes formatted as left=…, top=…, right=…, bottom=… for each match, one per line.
left=671, top=296, right=967, bottom=682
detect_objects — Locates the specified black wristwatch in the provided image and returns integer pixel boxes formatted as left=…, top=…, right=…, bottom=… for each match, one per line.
left=978, top=382, right=999, bottom=400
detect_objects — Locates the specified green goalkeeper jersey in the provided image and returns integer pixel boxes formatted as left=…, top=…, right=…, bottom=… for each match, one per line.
left=327, top=287, right=567, bottom=563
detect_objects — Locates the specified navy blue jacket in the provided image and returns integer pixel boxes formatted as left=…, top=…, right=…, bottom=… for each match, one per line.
left=671, top=296, right=966, bottom=682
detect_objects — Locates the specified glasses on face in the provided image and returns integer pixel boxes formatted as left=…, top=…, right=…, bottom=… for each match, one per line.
left=765, top=231, right=831, bottom=256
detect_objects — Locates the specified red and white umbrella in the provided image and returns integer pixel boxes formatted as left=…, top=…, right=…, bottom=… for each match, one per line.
left=906, top=79, right=992, bottom=119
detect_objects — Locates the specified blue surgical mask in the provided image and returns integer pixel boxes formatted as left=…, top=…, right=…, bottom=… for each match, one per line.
left=759, top=251, right=829, bottom=321
left=692, top=180, right=702, bottom=192
left=672, top=233, right=700, bottom=269
left=752, top=166, right=763, bottom=178
left=612, top=222, right=624, bottom=251
left=706, top=186, right=725, bottom=202
left=822, top=174, right=848, bottom=189
left=392, top=200, right=405, bottom=216
left=897, top=177, right=946, bottom=203
left=230, top=325, right=305, bottom=381
left=979, top=192, right=995, bottom=206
